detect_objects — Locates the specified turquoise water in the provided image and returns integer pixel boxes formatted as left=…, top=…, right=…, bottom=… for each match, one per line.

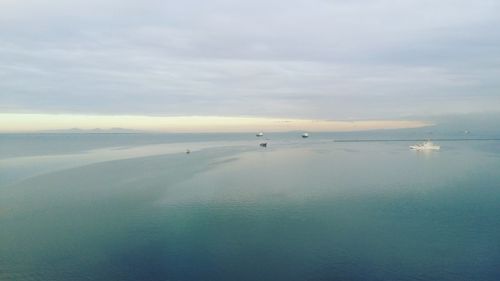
left=1, top=134, right=500, bottom=280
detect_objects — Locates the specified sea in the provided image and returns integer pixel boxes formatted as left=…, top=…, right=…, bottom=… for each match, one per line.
left=1, top=131, right=500, bottom=281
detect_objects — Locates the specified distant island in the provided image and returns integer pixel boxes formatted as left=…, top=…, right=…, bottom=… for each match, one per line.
left=38, top=128, right=149, bottom=134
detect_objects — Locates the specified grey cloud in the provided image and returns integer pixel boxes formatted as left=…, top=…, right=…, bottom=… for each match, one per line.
left=1, top=0, right=499, bottom=119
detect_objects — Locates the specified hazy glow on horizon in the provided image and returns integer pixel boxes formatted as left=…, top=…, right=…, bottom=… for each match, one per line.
left=0, top=113, right=431, bottom=133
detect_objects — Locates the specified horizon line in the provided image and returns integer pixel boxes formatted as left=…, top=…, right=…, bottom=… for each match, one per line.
left=0, top=113, right=432, bottom=133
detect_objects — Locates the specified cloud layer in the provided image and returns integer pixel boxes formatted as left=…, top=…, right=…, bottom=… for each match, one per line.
left=1, top=0, right=499, bottom=119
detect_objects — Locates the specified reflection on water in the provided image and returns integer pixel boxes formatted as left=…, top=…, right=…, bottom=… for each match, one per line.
left=1, top=136, right=500, bottom=281
left=0, top=140, right=254, bottom=186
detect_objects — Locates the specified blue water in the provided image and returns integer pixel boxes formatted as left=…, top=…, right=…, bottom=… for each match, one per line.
left=1, top=133, right=500, bottom=280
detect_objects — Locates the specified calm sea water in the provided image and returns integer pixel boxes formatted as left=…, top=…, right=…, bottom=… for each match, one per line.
left=1, top=133, right=500, bottom=281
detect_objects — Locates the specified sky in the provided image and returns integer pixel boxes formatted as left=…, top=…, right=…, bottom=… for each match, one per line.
left=1, top=0, right=499, bottom=131
left=0, top=113, right=431, bottom=133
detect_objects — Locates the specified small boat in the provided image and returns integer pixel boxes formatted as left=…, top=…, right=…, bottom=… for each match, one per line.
left=410, top=141, right=440, bottom=151
left=259, top=142, right=267, bottom=148
left=186, top=149, right=191, bottom=154
left=256, top=132, right=264, bottom=137
left=302, top=133, right=309, bottom=138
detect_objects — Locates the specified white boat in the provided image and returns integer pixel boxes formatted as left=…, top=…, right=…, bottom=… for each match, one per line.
left=302, top=133, right=309, bottom=138
left=410, top=141, right=440, bottom=151
left=256, top=132, right=264, bottom=137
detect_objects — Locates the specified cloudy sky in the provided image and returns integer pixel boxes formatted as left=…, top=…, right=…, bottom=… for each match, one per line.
left=1, top=0, right=499, bottom=131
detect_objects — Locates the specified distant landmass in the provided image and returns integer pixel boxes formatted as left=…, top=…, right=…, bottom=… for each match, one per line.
left=38, top=128, right=149, bottom=134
